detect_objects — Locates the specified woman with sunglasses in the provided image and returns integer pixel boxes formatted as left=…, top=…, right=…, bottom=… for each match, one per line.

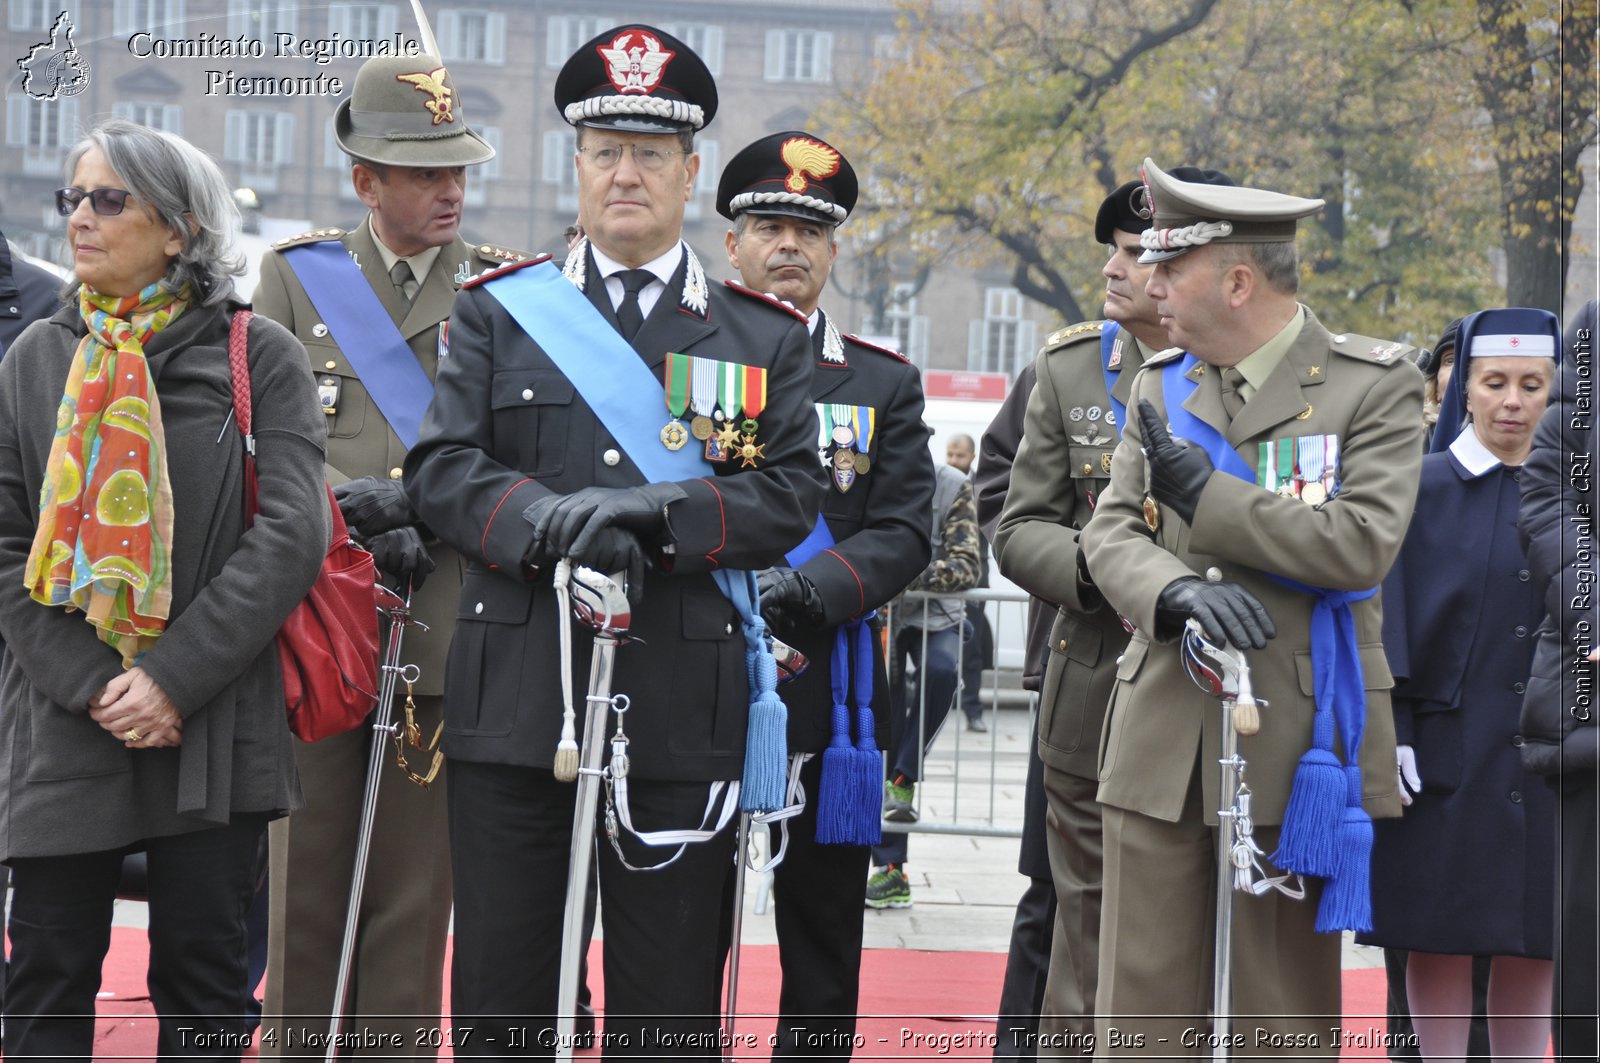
left=0, top=118, right=328, bottom=1058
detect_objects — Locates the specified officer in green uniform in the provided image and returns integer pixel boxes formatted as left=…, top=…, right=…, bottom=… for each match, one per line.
left=995, top=167, right=1231, bottom=1055
left=1080, top=160, right=1423, bottom=1058
left=251, top=53, right=524, bottom=1055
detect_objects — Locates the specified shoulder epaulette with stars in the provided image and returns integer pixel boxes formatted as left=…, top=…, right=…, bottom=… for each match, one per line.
left=460, top=253, right=551, bottom=290
left=1328, top=332, right=1419, bottom=368
left=842, top=332, right=910, bottom=364
left=1044, top=320, right=1104, bottom=348
left=272, top=227, right=344, bottom=250
left=722, top=281, right=808, bottom=323
left=474, top=244, right=530, bottom=264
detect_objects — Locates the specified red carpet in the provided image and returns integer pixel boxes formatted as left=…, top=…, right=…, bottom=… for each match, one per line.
left=64, top=929, right=1414, bottom=1059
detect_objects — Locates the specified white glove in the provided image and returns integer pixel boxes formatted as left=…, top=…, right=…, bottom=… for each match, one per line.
left=1396, top=744, right=1421, bottom=807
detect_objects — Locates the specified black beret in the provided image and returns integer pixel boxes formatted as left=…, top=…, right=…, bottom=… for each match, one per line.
left=1094, top=167, right=1236, bottom=244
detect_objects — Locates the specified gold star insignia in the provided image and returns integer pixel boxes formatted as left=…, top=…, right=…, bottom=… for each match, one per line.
left=738, top=437, right=767, bottom=468
left=1308, top=365, right=1322, bottom=377
left=715, top=421, right=742, bottom=449
left=1193, top=365, right=1206, bottom=376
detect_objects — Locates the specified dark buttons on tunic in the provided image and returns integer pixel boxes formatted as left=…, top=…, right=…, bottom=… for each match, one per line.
left=1512, top=470, right=1522, bottom=482
left=1510, top=790, right=1523, bottom=803
left=1517, top=568, right=1531, bottom=581
left=1514, top=625, right=1528, bottom=638
left=1513, top=681, right=1526, bottom=694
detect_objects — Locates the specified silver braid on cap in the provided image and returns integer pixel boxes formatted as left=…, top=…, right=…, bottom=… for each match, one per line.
left=729, top=191, right=847, bottom=223
left=565, top=96, right=705, bottom=130
left=1141, top=220, right=1234, bottom=251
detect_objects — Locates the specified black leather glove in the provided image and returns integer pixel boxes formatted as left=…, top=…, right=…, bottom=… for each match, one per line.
left=524, top=483, right=688, bottom=561
left=1155, top=577, right=1276, bottom=651
left=333, top=476, right=417, bottom=537
left=365, top=526, right=435, bottom=591
left=1138, top=399, right=1214, bottom=526
left=756, top=567, right=825, bottom=629
left=570, top=526, right=648, bottom=606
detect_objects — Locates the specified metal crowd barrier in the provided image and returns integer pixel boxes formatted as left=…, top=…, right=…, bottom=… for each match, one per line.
left=880, top=586, right=1033, bottom=841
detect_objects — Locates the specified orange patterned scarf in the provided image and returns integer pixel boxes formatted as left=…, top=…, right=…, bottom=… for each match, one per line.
left=24, top=281, right=188, bottom=667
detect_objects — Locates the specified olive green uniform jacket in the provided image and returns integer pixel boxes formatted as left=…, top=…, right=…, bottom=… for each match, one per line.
left=1081, top=309, right=1422, bottom=826
left=252, top=220, right=521, bottom=696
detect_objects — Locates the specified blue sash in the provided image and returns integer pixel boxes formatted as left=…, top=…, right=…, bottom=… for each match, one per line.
left=1159, top=357, right=1375, bottom=932
left=1100, top=322, right=1126, bottom=430
left=282, top=241, right=434, bottom=450
left=480, top=260, right=788, bottom=812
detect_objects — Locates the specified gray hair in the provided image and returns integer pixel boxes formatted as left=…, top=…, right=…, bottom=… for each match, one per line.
left=1216, top=241, right=1300, bottom=295
left=65, top=118, right=244, bottom=306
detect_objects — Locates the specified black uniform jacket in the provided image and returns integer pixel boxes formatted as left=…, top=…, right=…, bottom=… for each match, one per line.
left=405, top=245, right=827, bottom=781
left=774, top=311, right=934, bottom=753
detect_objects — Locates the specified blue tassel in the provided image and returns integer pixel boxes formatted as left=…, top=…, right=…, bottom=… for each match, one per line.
left=816, top=701, right=859, bottom=843
left=1315, top=804, right=1374, bottom=933
left=740, top=638, right=788, bottom=813
left=1272, top=746, right=1345, bottom=876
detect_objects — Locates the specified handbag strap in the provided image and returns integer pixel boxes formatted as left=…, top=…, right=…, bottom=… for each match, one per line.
left=228, top=308, right=254, bottom=444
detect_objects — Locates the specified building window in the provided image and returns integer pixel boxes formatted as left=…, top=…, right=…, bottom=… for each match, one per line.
left=115, top=0, right=185, bottom=36
left=6, top=96, right=79, bottom=177
left=547, top=15, right=615, bottom=67
left=685, top=138, right=719, bottom=221
left=438, top=10, right=506, bottom=64
left=542, top=129, right=578, bottom=213
left=969, top=287, right=1036, bottom=376
left=228, top=0, right=296, bottom=39
left=8, top=0, right=57, bottom=31
left=657, top=23, right=724, bottom=77
left=327, top=2, right=396, bottom=40
left=867, top=282, right=929, bottom=367
left=225, top=110, right=294, bottom=192
left=764, top=30, right=833, bottom=83
left=112, top=101, right=183, bottom=135
left=463, top=126, right=502, bottom=207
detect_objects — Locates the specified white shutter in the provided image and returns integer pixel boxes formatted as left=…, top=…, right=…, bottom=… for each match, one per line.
left=164, top=104, right=182, bottom=136
left=114, top=0, right=132, bottom=35
left=485, top=13, right=506, bottom=63
left=378, top=4, right=397, bottom=39
left=815, top=33, right=833, bottom=82
left=479, top=126, right=502, bottom=180
left=275, top=113, right=294, bottom=165
left=224, top=111, right=244, bottom=163
left=764, top=30, right=784, bottom=81
left=1016, top=320, right=1038, bottom=377
left=967, top=319, right=984, bottom=371
left=277, top=0, right=296, bottom=36
left=546, top=16, right=568, bottom=66
left=436, top=10, right=458, bottom=61
left=910, top=316, right=930, bottom=366
left=226, top=0, right=246, bottom=37
left=695, top=139, right=719, bottom=195
left=6, top=97, right=28, bottom=146
left=542, top=131, right=568, bottom=184
left=702, top=26, right=724, bottom=77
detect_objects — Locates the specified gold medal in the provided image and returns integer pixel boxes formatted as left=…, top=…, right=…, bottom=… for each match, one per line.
left=737, top=435, right=766, bottom=468
left=715, top=420, right=742, bottom=450
left=832, top=448, right=857, bottom=492
left=690, top=415, right=714, bottom=440
left=1300, top=481, right=1327, bottom=505
left=853, top=451, right=871, bottom=474
left=660, top=421, right=689, bottom=451
left=1142, top=494, right=1161, bottom=532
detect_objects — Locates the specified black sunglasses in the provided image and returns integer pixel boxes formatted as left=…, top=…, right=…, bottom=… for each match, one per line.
left=55, top=186, right=134, bottom=218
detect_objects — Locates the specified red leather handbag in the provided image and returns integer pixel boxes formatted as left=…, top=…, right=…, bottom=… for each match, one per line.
left=228, top=309, right=380, bottom=742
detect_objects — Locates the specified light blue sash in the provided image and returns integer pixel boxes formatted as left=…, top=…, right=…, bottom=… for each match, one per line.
left=1099, top=322, right=1126, bottom=429
left=282, top=241, right=433, bottom=449
left=480, top=260, right=789, bottom=812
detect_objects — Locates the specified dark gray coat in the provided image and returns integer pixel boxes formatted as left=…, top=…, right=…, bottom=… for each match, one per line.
left=0, top=298, right=328, bottom=859
left=1520, top=307, right=1600, bottom=778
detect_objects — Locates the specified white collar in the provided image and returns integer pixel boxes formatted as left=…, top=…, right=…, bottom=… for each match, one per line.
left=1448, top=422, right=1507, bottom=477
left=806, top=308, right=821, bottom=335
left=589, top=241, right=683, bottom=289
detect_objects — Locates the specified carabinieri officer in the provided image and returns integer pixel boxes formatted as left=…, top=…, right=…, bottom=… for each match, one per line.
left=404, top=25, right=827, bottom=1055
left=718, top=132, right=935, bottom=1057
